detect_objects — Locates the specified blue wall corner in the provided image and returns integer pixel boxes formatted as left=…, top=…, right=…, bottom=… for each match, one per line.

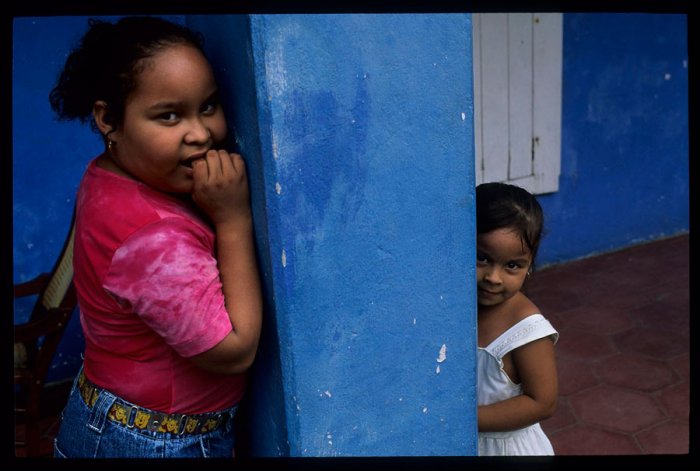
left=187, top=13, right=291, bottom=457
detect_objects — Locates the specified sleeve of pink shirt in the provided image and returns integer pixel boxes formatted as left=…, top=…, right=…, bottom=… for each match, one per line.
left=102, top=217, right=233, bottom=358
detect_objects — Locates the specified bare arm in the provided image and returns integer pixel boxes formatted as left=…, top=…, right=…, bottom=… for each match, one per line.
left=478, top=336, right=558, bottom=432
left=188, top=150, right=263, bottom=375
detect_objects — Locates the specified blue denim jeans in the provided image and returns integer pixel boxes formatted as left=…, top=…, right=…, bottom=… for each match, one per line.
left=54, top=370, right=238, bottom=458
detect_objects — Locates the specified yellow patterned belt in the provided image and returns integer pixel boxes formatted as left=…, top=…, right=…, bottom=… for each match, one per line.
left=77, top=370, right=229, bottom=436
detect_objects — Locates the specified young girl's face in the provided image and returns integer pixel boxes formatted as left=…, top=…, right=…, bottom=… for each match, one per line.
left=108, top=44, right=227, bottom=194
left=476, top=227, right=533, bottom=307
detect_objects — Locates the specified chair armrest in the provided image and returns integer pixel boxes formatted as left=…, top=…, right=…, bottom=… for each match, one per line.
left=14, top=274, right=50, bottom=298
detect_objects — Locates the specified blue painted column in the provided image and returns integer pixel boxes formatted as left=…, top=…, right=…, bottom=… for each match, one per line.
left=191, top=13, right=477, bottom=456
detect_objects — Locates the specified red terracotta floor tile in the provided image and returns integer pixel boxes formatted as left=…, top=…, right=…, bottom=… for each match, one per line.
left=586, top=283, right=660, bottom=310
left=541, top=396, right=577, bottom=434
left=559, top=305, right=635, bottom=335
left=569, top=384, right=666, bottom=434
left=595, top=264, right=667, bottom=292
left=555, top=330, right=617, bottom=362
left=548, top=425, right=642, bottom=455
left=594, top=353, right=679, bottom=392
left=532, top=266, right=599, bottom=292
left=652, top=282, right=690, bottom=313
left=668, top=352, right=690, bottom=381
left=611, top=327, right=688, bottom=360
left=655, top=382, right=690, bottom=419
left=631, top=300, right=689, bottom=336
left=636, top=420, right=689, bottom=454
left=555, top=356, right=598, bottom=396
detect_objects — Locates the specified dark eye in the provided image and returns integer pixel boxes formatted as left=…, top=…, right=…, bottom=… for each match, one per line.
left=158, top=112, right=179, bottom=123
left=476, top=251, right=489, bottom=265
left=201, top=101, right=219, bottom=115
left=506, top=262, right=524, bottom=271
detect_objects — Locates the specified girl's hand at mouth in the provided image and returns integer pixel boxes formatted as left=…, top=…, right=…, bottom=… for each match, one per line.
left=191, top=149, right=251, bottom=228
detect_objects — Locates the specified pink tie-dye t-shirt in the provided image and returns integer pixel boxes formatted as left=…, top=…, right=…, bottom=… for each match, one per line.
left=73, top=159, right=245, bottom=414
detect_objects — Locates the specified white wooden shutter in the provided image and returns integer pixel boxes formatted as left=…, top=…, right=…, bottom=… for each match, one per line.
left=473, top=13, right=562, bottom=194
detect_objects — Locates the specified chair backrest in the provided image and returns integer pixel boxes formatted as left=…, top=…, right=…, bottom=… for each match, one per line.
left=39, top=222, right=75, bottom=311
left=14, top=208, right=78, bottom=364
left=14, top=210, right=78, bottom=457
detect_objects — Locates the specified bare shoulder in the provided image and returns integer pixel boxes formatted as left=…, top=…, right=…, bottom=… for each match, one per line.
left=508, top=292, right=541, bottom=325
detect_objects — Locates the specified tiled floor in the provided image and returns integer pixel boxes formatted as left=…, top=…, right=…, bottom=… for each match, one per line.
left=526, top=233, right=690, bottom=455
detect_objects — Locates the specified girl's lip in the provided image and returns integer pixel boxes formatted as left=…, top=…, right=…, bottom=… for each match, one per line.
left=478, top=288, right=501, bottom=296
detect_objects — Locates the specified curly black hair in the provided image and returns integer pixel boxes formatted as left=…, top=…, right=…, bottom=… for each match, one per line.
left=49, top=16, right=205, bottom=136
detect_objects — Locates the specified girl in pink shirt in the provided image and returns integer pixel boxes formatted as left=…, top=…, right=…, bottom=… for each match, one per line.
left=51, top=16, right=262, bottom=458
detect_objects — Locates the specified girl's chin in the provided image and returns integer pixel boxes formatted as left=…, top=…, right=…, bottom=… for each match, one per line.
left=477, top=296, right=502, bottom=307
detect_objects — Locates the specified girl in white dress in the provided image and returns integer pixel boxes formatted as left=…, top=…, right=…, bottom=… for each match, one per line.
left=476, top=182, right=559, bottom=456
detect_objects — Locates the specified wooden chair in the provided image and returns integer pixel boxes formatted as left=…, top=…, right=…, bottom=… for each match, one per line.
left=14, top=212, right=77, bottom=457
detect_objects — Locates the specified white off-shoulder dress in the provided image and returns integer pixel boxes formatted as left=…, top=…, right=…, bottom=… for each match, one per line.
left=477, top=314, right=559, bottom=456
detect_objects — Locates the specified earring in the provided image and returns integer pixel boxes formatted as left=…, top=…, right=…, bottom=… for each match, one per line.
left=108, top=140, right=114, bottom=153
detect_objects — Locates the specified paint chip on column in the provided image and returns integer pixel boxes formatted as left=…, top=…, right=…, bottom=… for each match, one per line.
left=461, top=112, right=466, bottom=121
left=436, top=344, right=446, bottom=374
left=275, top=182, right=282, bottom=194
left=437, top=344, right=447, bottom=363
left=282, top=249, right=287, bottom=267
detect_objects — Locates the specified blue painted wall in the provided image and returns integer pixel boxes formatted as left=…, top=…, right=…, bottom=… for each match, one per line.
left=239, top=14, right=477, bottom=456
left=13, top=16, right=108, bottom=380
left=536, top=13, right=689, bottom=267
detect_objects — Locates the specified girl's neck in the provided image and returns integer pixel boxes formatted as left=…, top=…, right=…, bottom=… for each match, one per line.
left=96, top=151, right=134, bottom=180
